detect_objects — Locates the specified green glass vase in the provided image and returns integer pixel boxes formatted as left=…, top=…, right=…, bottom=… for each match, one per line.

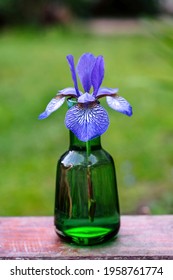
left=54, top=130, right=120, bottom=246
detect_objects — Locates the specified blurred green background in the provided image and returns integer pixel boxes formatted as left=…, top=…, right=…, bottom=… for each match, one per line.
left=0, top=0, right=173, bottom=216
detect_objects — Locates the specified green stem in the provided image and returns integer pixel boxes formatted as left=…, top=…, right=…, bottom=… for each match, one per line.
left=86, top=140, right=96, bottom=222
left=86, top=140, right=91, bottom=159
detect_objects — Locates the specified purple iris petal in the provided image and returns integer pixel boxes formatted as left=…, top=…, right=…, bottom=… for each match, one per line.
left=66, top=55, right=80, bottom=97
left=65, top=102, right=109, bottom=142
left=76, top=53, right=96, bottom=93
left=38, top=96, right=65, bottom=119
left=39, top=52, right=133, bottom=138
left=78, top=92, right=95, bottom=103
left=106, top=95, right=132, bottom=116
left=92, top=55, right=104, bottom=97
left=59, top=87, right=81, bottom=96
left=96, top=87, right=119, bottom=98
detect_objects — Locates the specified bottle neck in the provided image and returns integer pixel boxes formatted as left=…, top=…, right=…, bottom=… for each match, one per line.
left=69, top=131, right=102, bottom=151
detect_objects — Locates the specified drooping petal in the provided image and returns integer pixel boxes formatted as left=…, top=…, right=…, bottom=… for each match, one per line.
left=59, top=87, right=81, bottom=97
left=38, top=96, right=65, bottom=119
left=76, top=53, right=96, bottom=93
left=96, top=87, right=119, bottom=98
left=92, top=55, right=104, bottom=97
left=106, top=95, right=132, bottom=116
left=78, top=92, right=95, bottom=103
left=66, top=55, right=80, bottom=97
left=65, top=102, right=109, bottom=142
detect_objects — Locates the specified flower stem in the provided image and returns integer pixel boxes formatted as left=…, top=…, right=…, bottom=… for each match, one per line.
left=86, top=140, right=96, bottom=222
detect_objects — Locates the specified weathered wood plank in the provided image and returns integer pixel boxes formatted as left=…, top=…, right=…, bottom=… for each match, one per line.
left=0, top=216, right=173, bottom=259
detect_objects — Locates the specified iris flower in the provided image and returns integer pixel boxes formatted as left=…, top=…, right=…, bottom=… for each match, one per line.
left=39, top=53, right=132, bottom=142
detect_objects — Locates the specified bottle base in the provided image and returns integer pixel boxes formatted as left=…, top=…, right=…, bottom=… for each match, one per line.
left=55, top=224, right=120, bottom=246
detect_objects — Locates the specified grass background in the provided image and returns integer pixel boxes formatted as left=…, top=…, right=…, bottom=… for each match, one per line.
left=0, top=21, right=173, bottom=216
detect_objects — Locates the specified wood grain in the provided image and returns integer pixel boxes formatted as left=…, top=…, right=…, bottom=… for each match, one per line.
left=0, top=215, right=173, bottom=259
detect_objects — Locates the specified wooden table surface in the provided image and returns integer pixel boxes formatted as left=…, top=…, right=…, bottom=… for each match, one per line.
left=0, top=215, right=172, bottom=260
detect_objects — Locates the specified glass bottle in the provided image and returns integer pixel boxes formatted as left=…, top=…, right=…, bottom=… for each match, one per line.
left=54, top=129, right=120, bottom=246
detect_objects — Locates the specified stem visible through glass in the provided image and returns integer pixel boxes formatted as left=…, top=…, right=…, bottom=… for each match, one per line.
left=86, top=140, right=96, bottom=222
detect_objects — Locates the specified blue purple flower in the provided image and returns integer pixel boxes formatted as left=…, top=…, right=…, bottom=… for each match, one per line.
left=39, top=53, right=132, bottom=142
